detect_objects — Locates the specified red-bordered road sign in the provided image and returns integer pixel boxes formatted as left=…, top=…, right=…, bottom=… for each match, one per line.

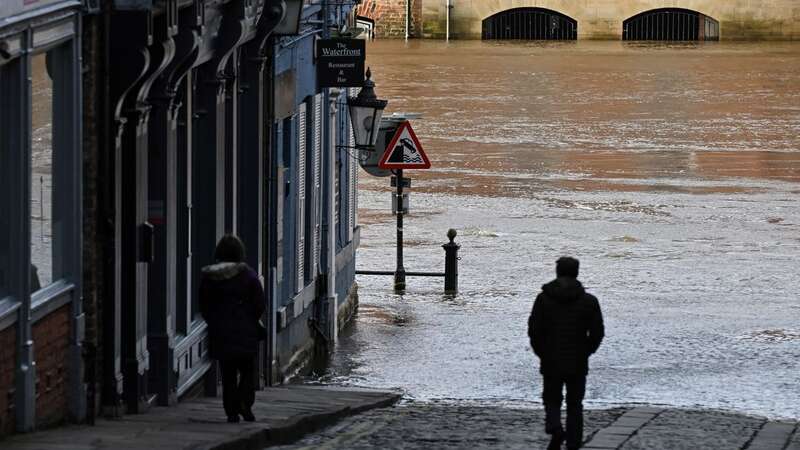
left=378, top=121, right=431, bottom=170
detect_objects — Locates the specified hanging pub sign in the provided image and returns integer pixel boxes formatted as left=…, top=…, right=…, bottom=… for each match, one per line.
left=316, top=39, right=366, bottom=88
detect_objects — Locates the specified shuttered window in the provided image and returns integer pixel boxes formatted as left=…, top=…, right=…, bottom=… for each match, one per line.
left=296, top=103, right=307, bottom=292
left=311, top=94, right=323, bottom=278
left=347, top=88, right=358, bottom=242
left=334, top=108, right=341, bottom=233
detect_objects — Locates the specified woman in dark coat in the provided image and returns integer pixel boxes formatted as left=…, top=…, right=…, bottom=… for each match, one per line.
left=199, top=235, right=265, bottom=423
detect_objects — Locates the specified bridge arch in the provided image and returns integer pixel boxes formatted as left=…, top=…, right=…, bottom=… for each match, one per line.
left=623, top=8, right=719, bottom=41
left=482, top=8, right=577, bottom=40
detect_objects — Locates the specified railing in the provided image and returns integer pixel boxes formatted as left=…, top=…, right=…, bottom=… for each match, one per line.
left=623, top=9, right=720, bottom=41
left=482, top=7, right=577, bottom=41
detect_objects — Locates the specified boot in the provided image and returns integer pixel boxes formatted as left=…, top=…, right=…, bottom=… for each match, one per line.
left=548, top=429, right=565, bottom=450
left=241, top=408, right=255, bottom=422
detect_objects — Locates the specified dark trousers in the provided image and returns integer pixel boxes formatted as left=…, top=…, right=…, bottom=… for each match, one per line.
left=543, top=374, right=586, bottom=449
left=219, top=357, right=255, bottom=417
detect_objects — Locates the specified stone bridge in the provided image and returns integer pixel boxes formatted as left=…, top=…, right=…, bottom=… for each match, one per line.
left=357, top=0, right=800, bottom=40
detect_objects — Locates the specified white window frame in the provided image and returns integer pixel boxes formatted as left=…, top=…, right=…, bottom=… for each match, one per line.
left=311, top=93, right=323, bottom=278
left=347, top=87, right=357, bottom=243
left=295, top=102, right=307, bottom=293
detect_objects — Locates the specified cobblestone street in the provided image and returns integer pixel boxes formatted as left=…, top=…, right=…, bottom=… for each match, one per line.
left=273, top=403, right=800, bottom=450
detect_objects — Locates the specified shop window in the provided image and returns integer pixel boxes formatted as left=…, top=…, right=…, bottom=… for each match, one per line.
left=30, top=52, right=55, bottom=290
left=29, top=42, right=75, bottom=294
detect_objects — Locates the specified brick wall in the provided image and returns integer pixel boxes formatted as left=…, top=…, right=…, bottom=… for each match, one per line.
left=32, top=304, right=70, bottom=429
left=0, top=324, right=16, bottom=436
left=355, top=0, right=423, bottom=38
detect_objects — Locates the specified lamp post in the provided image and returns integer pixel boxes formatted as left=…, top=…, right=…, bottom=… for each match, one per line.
left=348, top=69, right=411, bottom=290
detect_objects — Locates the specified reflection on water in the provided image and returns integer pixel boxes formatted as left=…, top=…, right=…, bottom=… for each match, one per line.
left=315, top=41, right=800, bottom=419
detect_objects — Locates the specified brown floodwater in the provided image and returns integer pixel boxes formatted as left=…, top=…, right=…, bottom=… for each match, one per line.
left=317, top=40, right=800, bottom=419
left=362, top=40, right=800, bottom=197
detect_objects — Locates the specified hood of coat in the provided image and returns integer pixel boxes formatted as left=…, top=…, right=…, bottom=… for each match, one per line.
left=542, top=277, right=585, bottom=302
left=201, top=262, right=248, bottom=281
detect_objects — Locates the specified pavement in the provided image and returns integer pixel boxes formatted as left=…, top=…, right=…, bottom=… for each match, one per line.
left=0, top=385, right=401, bottom=450
left=3, top=386, right=798, bottom=450
left=271, top=402, right=800, bottom=450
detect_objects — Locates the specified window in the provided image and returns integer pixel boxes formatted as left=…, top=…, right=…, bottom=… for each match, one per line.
left=296, top=102, right=307, bottom=292
left=30, top=52, right=56, bottom=291
left=348, top=88, right=358, bottom=242
left=29, top=43, right=76, bottom=293
left=335, top=123, right=341, bottom=240
left=0, top=22, right=80, bottom=303
left=311, top=94, right=322, bottom=278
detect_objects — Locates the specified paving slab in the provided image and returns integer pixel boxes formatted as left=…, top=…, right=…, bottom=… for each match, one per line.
left=628, top=407, right=663, bottom=414
left=745, top=421, right=797, bottom=450
left=1, top=385, right=401, bottom=450
left=620, top=409, right=766, bottom=450
left=581, top=407, right=662, bottom=449
left=610, top=416, right=651, bottom=427
left=596, top=426, right=638, bottom=436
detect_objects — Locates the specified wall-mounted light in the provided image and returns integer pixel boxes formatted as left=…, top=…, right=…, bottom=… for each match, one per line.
left=347, top=67, right=388, bottom=152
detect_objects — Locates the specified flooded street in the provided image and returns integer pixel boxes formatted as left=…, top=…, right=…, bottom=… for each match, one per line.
left=315, top=41, right=800, bottom=419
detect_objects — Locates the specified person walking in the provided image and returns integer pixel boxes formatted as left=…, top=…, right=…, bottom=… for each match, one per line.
left=528, top=257, right=604, bottom=450
left=200, top=235, right=266, bottom=423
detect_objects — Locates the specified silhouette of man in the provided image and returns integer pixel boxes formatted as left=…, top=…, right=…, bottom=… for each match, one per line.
left=528, top=257, right=604, bottom=450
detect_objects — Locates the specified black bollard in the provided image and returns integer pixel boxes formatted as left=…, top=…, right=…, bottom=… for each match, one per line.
left=443, top=229, right=460, bottom=294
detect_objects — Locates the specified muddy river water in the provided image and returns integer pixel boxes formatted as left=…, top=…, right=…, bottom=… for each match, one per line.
left=316, top=40, right=800, bottom=419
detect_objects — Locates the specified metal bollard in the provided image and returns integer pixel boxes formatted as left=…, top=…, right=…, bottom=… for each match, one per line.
left=443, top=229, right=460, bottom=294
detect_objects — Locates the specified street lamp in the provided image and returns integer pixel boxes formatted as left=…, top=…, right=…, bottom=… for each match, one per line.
left=348, top=67, right=388, bottom=153
left=272, top=0, right=304, bottom=35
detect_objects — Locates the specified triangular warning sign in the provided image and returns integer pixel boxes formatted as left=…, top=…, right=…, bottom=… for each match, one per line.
left=378, top=121, right=431, bottom=170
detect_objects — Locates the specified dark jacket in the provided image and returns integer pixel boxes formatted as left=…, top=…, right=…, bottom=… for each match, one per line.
left=528, top=277, right=604, bottom=376
left=199, top=262, right=266, bottom=360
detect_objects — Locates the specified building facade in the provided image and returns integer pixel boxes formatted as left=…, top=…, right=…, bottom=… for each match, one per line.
left=0, top=0, right=363, bottom=435
left=356, top=0, right=800, bottom=40
left=355, top=0, right=423, bottom=38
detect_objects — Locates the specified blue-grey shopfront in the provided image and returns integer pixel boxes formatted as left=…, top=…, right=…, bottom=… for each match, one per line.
left=271, top=4, right=362, bottom=381
left=0, top=0, right=363, bottom=434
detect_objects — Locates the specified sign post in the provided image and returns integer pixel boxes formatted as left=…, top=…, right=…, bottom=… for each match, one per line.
left=377, top=121, right=430, bottom=292
left=355, top=118, right=458, bottom=294
left=394, top=169, right=406, bottom=291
